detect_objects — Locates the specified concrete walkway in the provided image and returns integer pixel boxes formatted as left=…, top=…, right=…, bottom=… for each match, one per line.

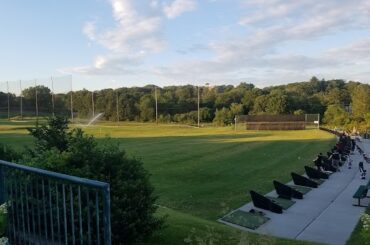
left=219, top=139, right=370, bottom=245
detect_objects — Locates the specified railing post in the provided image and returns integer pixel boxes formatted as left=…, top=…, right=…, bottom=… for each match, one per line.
left=0, top=166, right=4, bottom=204
left=0, top=160, right=111, bottom=243
left=103, top=185, right=111, bottom=245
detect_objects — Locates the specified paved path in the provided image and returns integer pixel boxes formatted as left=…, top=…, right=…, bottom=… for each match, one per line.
left=219, top=139, right=370, bottom=245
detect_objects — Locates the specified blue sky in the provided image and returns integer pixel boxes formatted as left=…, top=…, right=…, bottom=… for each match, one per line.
left=1, top=0, right=370, bottom=90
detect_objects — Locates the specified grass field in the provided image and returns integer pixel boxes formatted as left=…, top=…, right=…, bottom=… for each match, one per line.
left=0, top=120, right=335, bottom=244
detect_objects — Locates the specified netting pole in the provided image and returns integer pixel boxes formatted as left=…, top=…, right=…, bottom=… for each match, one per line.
left=116, top=91, right=119, bottom=122
left=70, top=76, right=74, bottom=122
left=155, top=87, right=158, bottom=124
left=234, top=116, right=237, bottom=132
left=19, top=80, right=23, bottom=119
left=51, top=76, right=55, bottom=117
left=6, top=81, right=10, bottom=121
left=318, top=114, right=320, bottom=129
left=91, top=91, right=95, bottom=117
left=35, top=79, right=39, bottom=118
left=197, top=86, right=200, bottom=128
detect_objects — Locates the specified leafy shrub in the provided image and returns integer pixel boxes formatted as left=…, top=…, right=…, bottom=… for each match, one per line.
left=0, top=143, right=19, bottom=162
left=24, top=117, right=164, bottom=244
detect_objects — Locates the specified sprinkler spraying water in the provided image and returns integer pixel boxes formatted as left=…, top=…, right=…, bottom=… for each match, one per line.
left=86, top=112, right=104, bottom=126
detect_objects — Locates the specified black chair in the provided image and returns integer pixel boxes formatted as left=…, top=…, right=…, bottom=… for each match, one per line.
left=250, top=191, right=283, bottom=214
left=273, top=180, right=303, bottom=199
left=291, top=172, right=318, bottom=188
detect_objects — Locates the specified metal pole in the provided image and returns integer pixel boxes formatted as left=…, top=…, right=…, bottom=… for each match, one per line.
left=235, top=116, right=237, bottom=132
left=318, top=114, right=320, bottom=129
left=35, top=79, right=39, bottom=118
left=19, top=80, right=23, bottom=119
left=197, top=86, right=200, bottom=128
left=116, top=91, right=119, bottom=122
left=155, top=87, right=158, bottom=124
left=70, top=76, right=74, bottom=122
left=92, top=91, right=95, bottom=117
left=7, top=81, right=10, bottom=121
left=51, top=76, right=55, bottom=117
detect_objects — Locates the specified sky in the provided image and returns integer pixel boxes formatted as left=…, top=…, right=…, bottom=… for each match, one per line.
left=1, top=0, right=370, bottom=90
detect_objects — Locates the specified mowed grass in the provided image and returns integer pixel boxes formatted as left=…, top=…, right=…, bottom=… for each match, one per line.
left=0, top=121, right=335, bottom=244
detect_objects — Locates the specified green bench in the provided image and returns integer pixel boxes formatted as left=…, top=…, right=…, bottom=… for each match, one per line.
left=366, top=179, right=370, bottom=189
left=353, top=185, right=368, bottom=207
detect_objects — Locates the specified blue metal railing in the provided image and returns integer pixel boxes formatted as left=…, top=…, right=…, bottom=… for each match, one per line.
left=0, top=160, right=111, bottom=245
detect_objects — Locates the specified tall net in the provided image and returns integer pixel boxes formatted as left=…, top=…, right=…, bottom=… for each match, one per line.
left=0, top=75, right=72, bottom=121
left=305, top=114, right=320, bottom=129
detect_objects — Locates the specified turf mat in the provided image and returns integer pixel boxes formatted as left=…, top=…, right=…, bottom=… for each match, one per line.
left=267, top=197, right=296, bottom=209
left=221, top=210, right=270, bottom=230
left=289, top=185, right=312, bottom=194
left=312, top=178, right=325, bottom=185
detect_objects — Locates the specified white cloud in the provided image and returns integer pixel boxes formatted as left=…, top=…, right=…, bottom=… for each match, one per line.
left=69, top=54, right=144, bottom=75
left=163, top=0, right=197, bottom=19
left=154, top=0, right=370, bottom=83
left=68, top=0, right=165, bottom=75
left=82, top=21, right=96, bottom=41
left=68, top=0, right=370, bottom=85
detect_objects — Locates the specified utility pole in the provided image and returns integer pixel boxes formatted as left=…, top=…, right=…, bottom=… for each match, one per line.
left=116, top=91, right=119, bottom=122
left=197, top=86, right=200, bottom=128
left=70, top=76, right=74, bottom=122
left=19, top=80, right=23, bottom=119
left=234, top=116, right=237, bottom=132
left=91, top=91, right=95, bottom=117
left=155, top=87, right=158, bottom=124
left=35, top=79, right=38, bottom=118
left=6, top=82, right=10, bottom=121
left=51, top=76, right=55, bottom=117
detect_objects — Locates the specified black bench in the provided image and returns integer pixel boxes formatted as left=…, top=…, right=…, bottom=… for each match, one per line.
left=291, top=172, right=318, bottom=188
left=273, top=180, right=303, bottom=199
left=250, top=191, right=283, bottom=214
left=304, top=166, right=329, bottom=180
left=353, top=185, right=368, bottom=207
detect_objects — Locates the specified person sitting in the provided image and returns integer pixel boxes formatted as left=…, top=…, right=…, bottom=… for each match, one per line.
left=330, top=150, right=341, bottom=172
left=314, top=153, right=323, bottom=171
left=359, top=161, right=366, bottom=180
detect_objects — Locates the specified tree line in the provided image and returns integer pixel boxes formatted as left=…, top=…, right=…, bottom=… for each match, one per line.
left=1, top=76, right=370, bottom=130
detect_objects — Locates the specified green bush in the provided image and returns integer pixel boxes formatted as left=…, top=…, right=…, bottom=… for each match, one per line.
left=0, top=143, right=19, bottom=162
left=24, top=117, right=164, bottom=244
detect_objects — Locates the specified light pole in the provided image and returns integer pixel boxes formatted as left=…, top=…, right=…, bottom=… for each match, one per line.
left=155, top=87, right=158, bottom=124
left=197, top=86, right=200, bottom=128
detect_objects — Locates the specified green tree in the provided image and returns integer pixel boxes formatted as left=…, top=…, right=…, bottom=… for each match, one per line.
left=22, top=85, right=53, bottom=114
left=230, top=103, right=244, bottom=117
left=351, top=84, right=370, bottom=118
left=213, top=108, right=232, bottom=126
left=139, top=95, right=155, bottom=121
left=323, top=105, right=350, bottom=126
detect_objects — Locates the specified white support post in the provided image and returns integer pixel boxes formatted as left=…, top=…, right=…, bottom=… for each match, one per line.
left=155, top=87, right=158, bottom=124
left=51, top=76, right=55, bottom=117
left=19, top=80, right=23, bottom=119
left=116, top=91, right=119, bottom=122
left=234, top=116, right=237, bottom=132
left=197, top=86, right=200, bottom=128
left=6, top=81, right=10, bottom=121
left=70, top=76, right=73, bottom=122
left=35, top=79, right=38, bottom=118
left=91, top=91, right=95, bottom=117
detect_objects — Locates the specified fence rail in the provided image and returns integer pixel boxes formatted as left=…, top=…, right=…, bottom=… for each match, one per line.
left=0, top=160, right=111, bottom=245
